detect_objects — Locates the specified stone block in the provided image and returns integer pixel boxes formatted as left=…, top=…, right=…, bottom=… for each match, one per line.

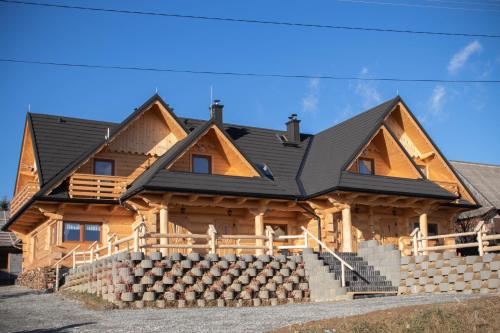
left=419, top=262, right=430, bottom=270
left=443, top=251, right=456, bottom=260
left=490, top=261, right=500, bottom=271
left=427, top=268, right=437, bottom=277
left=482, top=253, right=495, bottom=263
left=454, top=281, right=466, bottom=291
left=480, top=271, right=491, bottom=280
left=435, top=260, right=445, bottom=269
left=401, top=256, right=412, bottom=265
left=410, top=285, right=424, bottom=294
left=471, top=280, right=481, bottom=290
left=464, top=272, right=474, bottom=282
left=448, top=274, right=458, bottom=283
left=359, top=240, right=379, bottom=248
left=439, top=283, right=450, bottom=292
left=429, top=252, right=442, bottom=262
left=407, top=263, right=417, bottom=272
left=424, top=284, right=437, bottom=293
left=419, top=277, right=429, bottom=286
left=466, top=256, right=479, bottom=265
left=487, top=279, right=499, bottom=289
left=415, top=255, right=428, bottom=264
left=456, top=265, right=467, bottom=274
left=400, top=271, right=409, bottom=279
left=441, top=267, right=452, bottom=276
left=413, top=270, right=423, bottom=278
left=433, top=276, right=444, bottom=285
left=472, top=263, right=484, bottom=272
left=449, top=258, right=461, bottom=267
left=405, top=278, right=416, bottom=287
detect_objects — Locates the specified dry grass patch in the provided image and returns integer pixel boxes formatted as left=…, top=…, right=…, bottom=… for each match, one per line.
left=59, top=290, right=117, bottom=310
left=271, top=296, right=500, bottom=333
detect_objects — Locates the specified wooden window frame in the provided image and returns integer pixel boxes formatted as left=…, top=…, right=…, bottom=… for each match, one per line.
left=63, top=221, right=102, bottom=243
left=358, top=157, right=375, bottom=175
left=93, top=158, right=116, bottom=176
left=191, top=154, right=212, bottom=174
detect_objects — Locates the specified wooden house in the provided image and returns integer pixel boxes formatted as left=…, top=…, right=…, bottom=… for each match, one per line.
left=2, top=95, right=479, bottom=270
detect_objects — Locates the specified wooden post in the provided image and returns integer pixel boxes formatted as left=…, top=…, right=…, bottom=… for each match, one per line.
left=208, top=225, right=216, bottom=254
left=254, top=212, right=265, bottom=255
left=72, top=251, right=76, bottom=269
left=419, top=213, right=428, bottom=255
left=342, top=206, right=353, bottom=252
left=55, top=264, right=60, bottom=292
left=304, top=230, right=309, bottom=248
left=114, top=235, right=119, bottom=254
left=159, top=206, right=169, bottom=257
left=477, top=224, right=484, bottom=256
left=413, top=231, right=419, bottom=256
left=133, top=228, right=139, bottom=252
left=107, top=238, right=112, bottom=256
left=266, top=226, right=274, bottom=256
left=341, top=263, right=346, bottom=287
left=90, top=247, right=94, bottom=263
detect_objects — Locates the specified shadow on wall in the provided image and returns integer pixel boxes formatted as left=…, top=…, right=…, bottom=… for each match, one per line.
left=12, top=322, right=96, bottom=333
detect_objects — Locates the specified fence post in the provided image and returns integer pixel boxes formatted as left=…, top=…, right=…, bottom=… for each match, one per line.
left=477, top=226, right=484, bottom=256
left=208, top=225, right=216, bottom=254
left=265, top=226, right=274, bottom=256
left=90, top=247, right=94, bottom=263
left=114, top=235, right=119, bottom=254
left=55, top=264, right=60, bottom=292
left=133, top=228, right=139, bottom=252
left=341, top=262, right=346, bottom=287
left=413, top=232, right=419, bottom=256
left=72, top=251, right=76, bottom=269
left=304, top=230, right=309, bottom=248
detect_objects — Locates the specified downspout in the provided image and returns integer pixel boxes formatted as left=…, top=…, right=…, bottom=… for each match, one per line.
left=295, top=199, right=322, bottom=251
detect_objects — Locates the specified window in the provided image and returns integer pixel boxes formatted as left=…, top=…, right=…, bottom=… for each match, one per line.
left=94, top=159, right=114, bottom=176
left=192, top=155, right=211, bottom=174
left=358, top=158, right=375, bottom=175
left=63, top=222, right=101, bottom=242
left=417, top=165, right=427, bottom=178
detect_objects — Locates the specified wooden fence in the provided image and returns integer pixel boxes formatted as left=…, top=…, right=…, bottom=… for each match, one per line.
left=411, top=221, right=500, bottom=256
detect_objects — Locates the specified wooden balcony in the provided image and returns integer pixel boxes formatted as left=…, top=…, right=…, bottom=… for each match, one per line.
left=10, top=181, right=39, bottom=215
left=69, top=174, right=128, bottom=200
left=434, top=180, right=459, bottom=196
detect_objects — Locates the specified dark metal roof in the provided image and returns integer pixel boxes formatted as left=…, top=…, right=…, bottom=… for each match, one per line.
left=451, top=161, right=500, bottom=220
left=5, top=95, right=468, bottom=230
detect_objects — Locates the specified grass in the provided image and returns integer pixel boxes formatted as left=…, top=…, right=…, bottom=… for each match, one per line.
left=59, top=289, right=117, bottom=310
left=271, top=296, right=500, bottom=333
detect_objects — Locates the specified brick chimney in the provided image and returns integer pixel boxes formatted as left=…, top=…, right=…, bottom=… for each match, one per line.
left=286, top=114, right=301, bottom=145
left=210, top=99, right=223, bottom=126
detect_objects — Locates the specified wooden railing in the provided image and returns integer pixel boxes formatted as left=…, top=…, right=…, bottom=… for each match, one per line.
left=69, top=173, right=128, bottom=200
left=10, top=181, right=39, bottom=214
left=434, top=180, right=459, bottom=196
left=411, top=221, right=500, bottom=256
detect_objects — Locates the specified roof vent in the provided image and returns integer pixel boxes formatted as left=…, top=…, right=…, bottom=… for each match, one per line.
left=284, top=114, right=300, bottom=146
left=210, top=99, right=224, bottom=126
left=257, top=163, right=274, bottom=179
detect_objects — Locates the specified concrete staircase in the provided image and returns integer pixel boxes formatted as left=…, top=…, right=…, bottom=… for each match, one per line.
left=303, top=244, right=399, bottom=302
left=319, top=251, right=398, bottom=294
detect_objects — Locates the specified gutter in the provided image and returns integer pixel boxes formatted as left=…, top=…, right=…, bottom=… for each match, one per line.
left=295, top=199, right=322, bottom=250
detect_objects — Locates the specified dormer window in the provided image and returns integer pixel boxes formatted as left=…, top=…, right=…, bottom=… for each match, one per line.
left=192, top=155, right=211, bottom=174
left=358, top=158, right=375, bottom=175
left=94, top=159, right=114, bottom=176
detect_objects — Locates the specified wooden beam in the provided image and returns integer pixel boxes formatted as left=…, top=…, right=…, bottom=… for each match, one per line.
left=187, top=195, right=199, bottom=203
left=213, top=196, right=224, bottom=204
left=235, top=197, right=247, bottom=205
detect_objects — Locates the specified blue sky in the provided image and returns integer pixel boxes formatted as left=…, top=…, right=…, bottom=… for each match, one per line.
left=1, top=0, right=499, bottom=199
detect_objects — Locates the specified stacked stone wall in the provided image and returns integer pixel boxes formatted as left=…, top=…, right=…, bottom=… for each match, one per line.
left=399, top=252, right=500, bottom=295
left=62, top=251, right=310, bottom=308
left=357, top=240, right=401, bottom=287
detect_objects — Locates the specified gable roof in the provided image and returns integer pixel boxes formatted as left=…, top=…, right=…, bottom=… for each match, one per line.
left=299, top=97, right=401, bottom=196
left=451, top=161, right=500, bottom=220
left=6, top=95, right=470, bottom=231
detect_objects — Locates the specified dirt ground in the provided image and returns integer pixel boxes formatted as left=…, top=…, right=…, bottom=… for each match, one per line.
left=271, top=295, right=500, bottom=333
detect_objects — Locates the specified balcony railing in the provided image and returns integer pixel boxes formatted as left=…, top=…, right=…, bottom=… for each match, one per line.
left=434, top=180, right=459, bottom=196
left=69, top=173, right=128, bottom=200
left=10, top=181, right=39, bottom=215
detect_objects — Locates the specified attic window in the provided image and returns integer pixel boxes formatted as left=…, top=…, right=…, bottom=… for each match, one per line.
left=257, top=163, right=274, bottom=179
left=192, top=155, right=211, bottom=174
left=358, top=158, right=375, bottom=175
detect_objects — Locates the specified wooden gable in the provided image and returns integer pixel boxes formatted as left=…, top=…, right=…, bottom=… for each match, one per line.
left=347, top=125, right=422, bottom=179
left=75, top=100, right=188, bottom=181
left=385, top=102, right=475, bottom=202
left=14, top=119, right=40, bottom=194
left=168, top=125, right=260, bottom=177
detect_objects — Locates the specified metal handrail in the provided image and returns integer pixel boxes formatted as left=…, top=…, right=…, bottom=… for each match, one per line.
left=300, top=226, right=354, bottom=287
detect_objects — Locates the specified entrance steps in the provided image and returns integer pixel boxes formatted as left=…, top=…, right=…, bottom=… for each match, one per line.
left=303, top=247, right=398, bottom=301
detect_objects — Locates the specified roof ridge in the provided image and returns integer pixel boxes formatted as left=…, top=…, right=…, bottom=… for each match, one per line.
left=29, top=112, right=119, bottom=125
left=450, top=160, right=500, bottom=168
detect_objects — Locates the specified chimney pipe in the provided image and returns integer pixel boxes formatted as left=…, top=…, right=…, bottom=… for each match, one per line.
left=210, top=99, right=223, bottom=126
left=286, top=114, right=301, bottom=145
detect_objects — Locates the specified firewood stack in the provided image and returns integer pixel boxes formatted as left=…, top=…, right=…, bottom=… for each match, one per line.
left=16, top=267, right=56, bottom=290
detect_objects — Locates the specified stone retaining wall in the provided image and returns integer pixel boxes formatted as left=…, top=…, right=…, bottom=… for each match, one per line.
left=357, top=240, right=401, bottom=287
left=399, top=252, right=500, bottom=295
left=16, top=267, right=56, bottom=290
left=62, top=251, right=310, bottom=308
